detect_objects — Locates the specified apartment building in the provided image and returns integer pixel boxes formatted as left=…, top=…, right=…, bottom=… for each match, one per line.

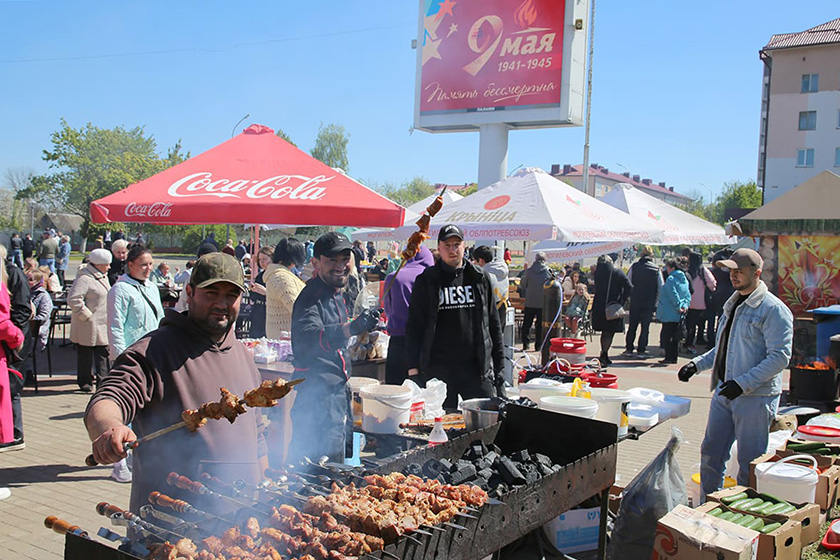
left=550, top=163, right=690, bottom=204
left=758, top=18, right=840, bottom=203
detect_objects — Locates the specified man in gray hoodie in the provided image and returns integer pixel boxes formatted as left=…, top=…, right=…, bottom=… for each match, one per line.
left=520, top=252, right=553, bottom=351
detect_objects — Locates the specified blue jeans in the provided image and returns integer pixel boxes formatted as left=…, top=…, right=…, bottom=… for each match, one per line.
left=700, top=389, right=779, bottom=501
left=11, top=249, right=22, bottom=269
left=39, top=258, right=55, bottom=273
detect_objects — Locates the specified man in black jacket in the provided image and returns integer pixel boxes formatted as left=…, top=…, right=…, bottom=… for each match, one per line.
left=406, top=225, right=504, bottom=409
left=622, top=246, right=663, bottom=359
left=290, top=232, right=379, bottom=463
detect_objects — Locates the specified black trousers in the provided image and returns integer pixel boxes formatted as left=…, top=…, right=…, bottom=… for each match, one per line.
left=385, top=335, right=409, bottom=386
left=661, top=322, right=680, bottom=362
left=425, top=362, right=495, bottom=410
left=625, top=305, right=655, bottom=352
left=77, top=345, right=110, bottom=389
left=56, top=269, right=66, bottom=288
left=685, top=308, right=707, bottom=347
left=521, top=307, right=542, bottom=350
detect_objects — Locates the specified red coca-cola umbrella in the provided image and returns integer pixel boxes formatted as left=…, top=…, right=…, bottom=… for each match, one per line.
left=90, top=124, right=406, bottom=228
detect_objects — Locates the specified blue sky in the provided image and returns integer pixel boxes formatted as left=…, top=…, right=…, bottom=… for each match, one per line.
left=1, top=1, right=838, bottom=201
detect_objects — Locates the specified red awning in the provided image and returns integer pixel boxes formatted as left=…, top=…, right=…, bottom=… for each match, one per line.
left=90, top=124, right=406, bottom=228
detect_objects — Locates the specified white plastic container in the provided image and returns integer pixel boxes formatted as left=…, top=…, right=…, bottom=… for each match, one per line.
left=754, top=454, right=819, bottom=504
left=520, top=378, right=572, bottom=404
left=589, top=388, right=632, bottom=437
left=628, top=410, right=658, bottom=432
left=348, top=377, right=380, bottom=424
left=539, top=396, right=598, bottom=419
left=359, top=384, right=412, bottom=434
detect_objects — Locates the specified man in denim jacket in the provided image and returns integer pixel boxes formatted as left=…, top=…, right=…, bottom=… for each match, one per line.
left=678, top=248, right=792, bottom=500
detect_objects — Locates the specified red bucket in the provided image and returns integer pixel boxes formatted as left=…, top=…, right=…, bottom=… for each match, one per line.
left=582, top=371, right=618, bottom=388
left=549, top=338, right=587, bottom=366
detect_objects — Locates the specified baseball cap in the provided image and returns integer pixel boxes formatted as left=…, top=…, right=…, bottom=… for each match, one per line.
left=717, top=248, right=762, bottom=270
left=438, top=224, right=464, bottom=243
left=313, top=232, right=352, bottom=258
left=190, top=253, right=245, bottom=292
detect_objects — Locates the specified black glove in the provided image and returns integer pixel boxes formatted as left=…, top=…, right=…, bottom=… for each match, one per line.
left=678, top=362, right=697, bottom=382
left=718, top=380, right=743, bottom=400
left=349, top=308, right=382, bottom=336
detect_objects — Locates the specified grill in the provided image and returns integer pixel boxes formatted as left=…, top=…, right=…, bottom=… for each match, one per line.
left=59, top=404, right=618, bottom=560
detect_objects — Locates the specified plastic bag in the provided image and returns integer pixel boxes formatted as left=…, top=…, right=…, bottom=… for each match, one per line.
left=607, top=426, right=687, bottom=560
left=401, top=378, right=448, bottom=420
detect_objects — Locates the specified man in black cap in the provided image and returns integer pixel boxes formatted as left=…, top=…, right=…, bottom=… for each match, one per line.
left=289, top=232, right=380, bottom=463
left=406, top=224, right=504, bottom=408
left=85, top=252, right=267, bottom=513
left=677, top=248, right=792, bottom=500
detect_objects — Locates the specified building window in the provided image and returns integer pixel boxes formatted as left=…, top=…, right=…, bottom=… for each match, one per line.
left=797, top=148, right=815, bottom=167
left=801, top=74, right=819, bottom=93
left=835, top=148, right=840, bottom=167
left=799, top=111, right=817, bottom=130
left=837, top=109, right=840, bottom=128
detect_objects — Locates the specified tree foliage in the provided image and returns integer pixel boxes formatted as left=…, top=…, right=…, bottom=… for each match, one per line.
left=16, top=119, right=187, bottom=238
left=713, top=180, right=762, bottom=223
left=275, top=127, right=297, bottom=148
left=374, top=176, right=435, bottom=207
left=310, top=123, right=349, bottom=171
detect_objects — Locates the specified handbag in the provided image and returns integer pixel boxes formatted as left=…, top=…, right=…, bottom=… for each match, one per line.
left=604, top=271, right=627, bottom=321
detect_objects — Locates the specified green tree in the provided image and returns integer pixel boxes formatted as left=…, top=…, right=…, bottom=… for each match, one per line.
left=16, top=119, right=184, bottom=238
left=376, top=176, right=435, bottom=207
left=275, top=128, right=297, bottom=147
left=713, top=180, right=762, bottom=223
left=310, top=123, right=349, bottom=171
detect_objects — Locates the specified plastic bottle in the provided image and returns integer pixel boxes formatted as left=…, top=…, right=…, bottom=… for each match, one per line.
left=429, top=417, right=448, bottom=446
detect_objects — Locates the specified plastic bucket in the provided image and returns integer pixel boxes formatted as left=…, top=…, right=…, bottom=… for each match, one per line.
left=582, top=372, right=619, bottom=388
left=550, top=338, right=587, bottom=366
left=589, top=388, right=632, bottom=437
left=686, top=473, right=736, bottom=508
left=359, top=384, right=412, bottom=434
left=520, top=378, right=572, bottom=404
left=347, top=377, right=380, bottom=424
left=755, top=454, right=819, bottom=504
left=539, top=396, right=598, bottom=419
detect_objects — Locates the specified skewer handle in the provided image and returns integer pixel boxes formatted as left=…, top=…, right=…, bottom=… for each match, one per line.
left=84, top=454, right=98, bottom=467
left=44, top=516, right=89, bottom=538
left=167, top=471, right=205, bottom=494
left=148, top=491, right=190, bottom=514
left=96, top=502, right=129, bottom=519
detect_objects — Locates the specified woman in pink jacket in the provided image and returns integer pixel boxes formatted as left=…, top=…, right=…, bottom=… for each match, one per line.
left=0, top=258, right=26, bottom=450
left=684, top=251, right=717, bottom=354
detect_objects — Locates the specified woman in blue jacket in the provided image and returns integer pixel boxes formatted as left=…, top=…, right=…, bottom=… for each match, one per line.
left=656, top=258, right=691, bottom=364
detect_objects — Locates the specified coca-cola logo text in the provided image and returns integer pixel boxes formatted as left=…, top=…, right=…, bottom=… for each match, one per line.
left=125, top=202, right=173, bottom=218
left=167, top=172, right=333, bottom=200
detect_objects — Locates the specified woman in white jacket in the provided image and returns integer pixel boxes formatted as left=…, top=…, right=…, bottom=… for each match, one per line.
left=68, top=249, right=111, bottom=392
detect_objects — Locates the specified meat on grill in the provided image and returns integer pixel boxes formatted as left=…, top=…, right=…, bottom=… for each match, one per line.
left=182, top=388, right=246, bottom=432
left=243, top=379, right=295, bottom=408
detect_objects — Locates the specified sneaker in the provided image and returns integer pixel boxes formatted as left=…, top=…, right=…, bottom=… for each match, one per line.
left=0, top=439, right=24, bottom=453
left=111, top=458, right=132, bottom=483
left=620, top=350, right=635, bottom=358
left=636, top=351, right=653, bottom=359
left=80, top=384, right=93, bottom=393
left=0, top=487, right=10, bottom=500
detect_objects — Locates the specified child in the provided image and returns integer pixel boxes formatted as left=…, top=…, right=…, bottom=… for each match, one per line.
left=27, top=271, right=53, bottom=351
left=564, top=284, right=590, bottom=337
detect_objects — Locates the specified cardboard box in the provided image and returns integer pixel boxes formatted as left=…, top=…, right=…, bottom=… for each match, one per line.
left=652, top=504, right=759, bottom=560
left=542, top=507, right=600, bottom=553
left=708, top=485, right=820, bottom=545
left=696, top=502, right=802, bottom=560
left=783, top=438, right=840, bottom=466
left=748, top=448, right=840, bottom=510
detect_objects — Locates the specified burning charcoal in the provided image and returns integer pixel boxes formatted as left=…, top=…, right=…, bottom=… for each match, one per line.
left=498, top=457, right=526, bottom=485
left=477, top=468, right=494, bottom=480
left=487, top=472, right=503, bottom=488
left=537, top=462, right=554, bottom=477
left=475, top=457, right=491, bottom=471
left=422, top=459, right=446, bottom=479
left=450, top=463, right=477, bottom=485
left=534, top=453, right=553, bottom=467
left=438, top=458, right=453, bottom=471
left=402, top=463, right=423, bottom=477
left=483, top=451, right=498, bottom=465
left=524, top=470, right=540, bottom=484
left=436, top=473, right=450, bottom=484
left=511, top=449, right=531, bottom=463
left=474, top=477, right=490, bottom=490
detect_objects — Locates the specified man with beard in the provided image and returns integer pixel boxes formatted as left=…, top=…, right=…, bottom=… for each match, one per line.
left=678, top=249, right=792, bottom=501
left=85, top=253, right=266, bottom=514
left=289, top=232, right=380, bottom=463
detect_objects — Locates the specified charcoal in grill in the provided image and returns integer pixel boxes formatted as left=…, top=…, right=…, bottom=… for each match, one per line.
left=421, top=458, right=446, bottom=479
left=483, top=450, right=499, bottom=467
left=498, top=457, right=526, bottom=485
left=511, top=449, right=531, bottom=463
left=402, top=462, right=423, bottom=477
left=450, top=463, right=477, bottom=485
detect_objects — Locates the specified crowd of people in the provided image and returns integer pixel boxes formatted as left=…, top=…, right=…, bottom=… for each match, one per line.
left=0, top=225, right=791, bottom=507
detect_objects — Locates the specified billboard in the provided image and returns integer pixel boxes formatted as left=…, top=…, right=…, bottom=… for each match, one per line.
left=414, top=0, right=588, bottom=132
left=778, top=235, right=840, bottom=316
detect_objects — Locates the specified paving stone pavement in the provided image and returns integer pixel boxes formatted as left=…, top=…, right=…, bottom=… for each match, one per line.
left=0, top=323, right=790, bottom=560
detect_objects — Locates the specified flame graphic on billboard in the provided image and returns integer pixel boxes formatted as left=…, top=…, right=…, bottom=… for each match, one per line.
left=514, top=0, right=538, bottom=29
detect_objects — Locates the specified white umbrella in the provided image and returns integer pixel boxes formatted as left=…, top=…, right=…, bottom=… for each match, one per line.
left=600, top=183, right=733, bottom=245
left=349, top=191, right=462, bottom=242
left=530, top=240, right=635, bottom=263
left=389, top=168, right=665, bottom=242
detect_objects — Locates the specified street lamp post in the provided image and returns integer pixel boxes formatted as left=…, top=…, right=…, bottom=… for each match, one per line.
left=227, top=114, right=250, bottom=244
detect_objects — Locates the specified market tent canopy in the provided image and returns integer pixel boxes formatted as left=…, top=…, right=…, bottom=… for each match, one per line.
left=350, top=190, right=462, bottom=242
left=90, top=124, right=407, bottom=228
left=733, top=171, right=840, bottom=236
left=389, top=168, right=665, bottom=243
left=529, top=241, right=635, bottom=263
left=600, top=183, right=733, bottom=245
